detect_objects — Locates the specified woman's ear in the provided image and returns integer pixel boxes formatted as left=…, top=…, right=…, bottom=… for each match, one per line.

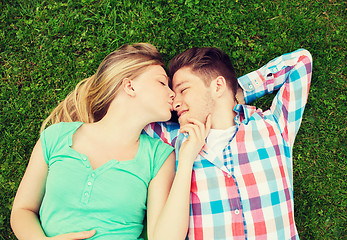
left=122, top=78, right=136, bottom=97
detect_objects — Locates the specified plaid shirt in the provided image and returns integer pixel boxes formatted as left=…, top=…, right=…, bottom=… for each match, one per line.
left=144, top=49, right=312, bottom=239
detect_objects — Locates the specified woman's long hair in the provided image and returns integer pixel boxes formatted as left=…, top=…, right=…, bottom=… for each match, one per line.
left=41, top=43, right=164, bottom=132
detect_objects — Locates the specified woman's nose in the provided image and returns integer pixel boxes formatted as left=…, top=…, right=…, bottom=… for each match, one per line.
left=169, top=89, right=175, bottom=100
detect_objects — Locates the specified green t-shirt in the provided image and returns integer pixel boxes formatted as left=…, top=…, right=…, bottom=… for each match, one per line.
left=39, top=122, right=174, bottom=239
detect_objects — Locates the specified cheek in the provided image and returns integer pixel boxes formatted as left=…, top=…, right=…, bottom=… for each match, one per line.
left=195, top=94, right=213, bottom=116
left=182, top=93, right=196, bottom=106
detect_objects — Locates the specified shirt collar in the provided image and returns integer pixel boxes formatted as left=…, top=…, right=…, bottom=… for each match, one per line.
left=233, top=104, right=257, bottom=126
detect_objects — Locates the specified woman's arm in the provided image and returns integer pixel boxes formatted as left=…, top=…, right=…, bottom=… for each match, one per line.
left=10, top=139, right=95, bottom=240
left=11, top=139, right=50, bottom=240
left=146, top=116, right=211, bottom=240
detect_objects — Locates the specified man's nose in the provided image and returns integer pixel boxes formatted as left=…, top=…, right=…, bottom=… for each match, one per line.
left=173, top=96, right=181, bottom=110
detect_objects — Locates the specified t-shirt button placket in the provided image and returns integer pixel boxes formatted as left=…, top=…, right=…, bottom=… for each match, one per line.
left=81, top=155, right=91, bottom=168
left=81, top=175, right=94, bottom=204
left=87, top=175, right=95, bottom=187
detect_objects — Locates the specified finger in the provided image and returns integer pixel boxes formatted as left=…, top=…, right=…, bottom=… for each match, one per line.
left=179, top=123, right=197, bottom=134
left=186, top=118, right=205, bottom=127
left=185, top=118, right=206, bottom=139
left=179, top=124, right=200, bottom=140
left=64, top=229, right=96, bottom=239
left=180, top=125, right=203, bottom=145
left=186, top=117, right=209, bottom=141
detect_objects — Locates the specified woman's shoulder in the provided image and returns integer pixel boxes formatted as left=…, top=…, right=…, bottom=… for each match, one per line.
left=41, top=122, right=83, bottom=140
left=140, top=133, right=160, bottom=143
left=139, top=134, right=174, bottom=180
left=40, top=122, right=83, bottom=163
left=140, top=133, right=172, bottom=149
left=139, top=134, right=174, bottom=158
left=43, top=121, right=83, bottom=133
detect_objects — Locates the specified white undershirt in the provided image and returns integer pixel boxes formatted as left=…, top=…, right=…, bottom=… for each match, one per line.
left=206, top=125, right=237, bottom=160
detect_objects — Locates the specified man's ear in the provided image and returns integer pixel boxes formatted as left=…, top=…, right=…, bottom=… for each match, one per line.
left=122, top=78, right=136, bottom=97
left=211, top=76, right=227, bottom=97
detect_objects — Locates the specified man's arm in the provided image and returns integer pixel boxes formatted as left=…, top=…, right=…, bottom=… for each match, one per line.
left=238, top=49, right=312, bottom=103
left=238, top=49, right=313, bottom=146
left=143, top=122, right=180, bottom=148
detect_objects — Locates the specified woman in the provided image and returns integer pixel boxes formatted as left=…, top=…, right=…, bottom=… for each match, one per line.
left=11, top=43, right=210, bottom=240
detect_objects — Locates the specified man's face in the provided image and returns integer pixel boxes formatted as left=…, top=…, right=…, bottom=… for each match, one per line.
left=172, top=67, right=214, bottom=126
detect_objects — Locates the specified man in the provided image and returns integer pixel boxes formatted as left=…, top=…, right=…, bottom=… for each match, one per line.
left=144, top=47, right=312, bottom=239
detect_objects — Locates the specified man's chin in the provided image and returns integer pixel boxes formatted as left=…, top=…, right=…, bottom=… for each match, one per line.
left=178, top=117, right=188, bottom=126
left=178, top=114, right=206, bottom=126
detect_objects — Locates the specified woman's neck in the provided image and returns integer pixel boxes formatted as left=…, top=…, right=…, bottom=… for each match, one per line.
left=92, top=112, right=144, bottom=146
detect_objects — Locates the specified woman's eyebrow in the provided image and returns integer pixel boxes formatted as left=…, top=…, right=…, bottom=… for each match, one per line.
left=157, top=74, right=169, bottom=80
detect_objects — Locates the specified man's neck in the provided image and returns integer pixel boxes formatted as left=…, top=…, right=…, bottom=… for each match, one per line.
left=211, top=101, right=237, bottom=130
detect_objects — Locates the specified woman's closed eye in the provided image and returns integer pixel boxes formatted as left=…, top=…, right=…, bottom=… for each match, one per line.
left=180, top=88, right=188, bottom=93
left=159, top=80, right=168, bottom=86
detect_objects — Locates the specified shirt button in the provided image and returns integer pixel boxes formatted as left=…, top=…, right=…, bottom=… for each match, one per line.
left=88, top=182, right=92, bottom=186
left=86, top=164, right=90, bottom=168
left=91, top=173, right=95, bottom=177
left=84, top=192, right=89, bottom=196
left=235, top=209, right=240, bottom=215
left=82, top=156, right=87, bottom=161
left=227, top=174, right=232, bottom=178
left=249, top=84, right=253, bottom=89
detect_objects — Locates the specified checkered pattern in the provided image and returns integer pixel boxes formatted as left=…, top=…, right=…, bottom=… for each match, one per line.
left=144, top=49, right=312, bottom=239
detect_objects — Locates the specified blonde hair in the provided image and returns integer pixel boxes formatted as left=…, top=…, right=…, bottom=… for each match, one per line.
left=41, top=43, right=164, bottom=132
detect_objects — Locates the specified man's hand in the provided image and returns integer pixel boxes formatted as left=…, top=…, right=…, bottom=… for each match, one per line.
left=236, top=87, right=245, bottom=105
left=47, top=229, right=96, bottom=240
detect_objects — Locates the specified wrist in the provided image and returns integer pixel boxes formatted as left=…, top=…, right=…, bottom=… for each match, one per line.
left=235, top=87, right=245, bottom=105
left=177, top=157, right=194, bottom=170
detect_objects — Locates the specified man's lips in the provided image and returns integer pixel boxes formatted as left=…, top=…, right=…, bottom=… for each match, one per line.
left=177, top=110, right=188, bottom=118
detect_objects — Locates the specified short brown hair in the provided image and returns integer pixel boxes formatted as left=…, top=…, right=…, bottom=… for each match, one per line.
left=169, top=47, right=238, bottom=96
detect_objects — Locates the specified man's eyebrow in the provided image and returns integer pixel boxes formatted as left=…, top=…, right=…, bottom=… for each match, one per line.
left=173, top=81, right=188, bottom=89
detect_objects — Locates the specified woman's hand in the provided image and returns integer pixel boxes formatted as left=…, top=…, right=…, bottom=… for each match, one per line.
left=47, top=230, right=96, bottom=240
left=178, top=115, right=211, bottom=165
left=147, top=115, right=211, bottom=240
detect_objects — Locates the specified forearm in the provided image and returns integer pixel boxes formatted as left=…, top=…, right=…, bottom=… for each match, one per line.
left=151, top=161, right=192, bottom=240
left=151, top=117, right=211, bottom=240
left=238, top=49, right=311, bottom=104
left=142, top=122, right=180, bottom=147
left=11, top=208, right=47, bottom=240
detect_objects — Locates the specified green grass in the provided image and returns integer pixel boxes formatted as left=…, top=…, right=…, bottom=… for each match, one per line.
left=1, top=0, right=346, bottom=239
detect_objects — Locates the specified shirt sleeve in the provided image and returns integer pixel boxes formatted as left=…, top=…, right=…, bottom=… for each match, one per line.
left=142, top=121, right=180, bottom=148
left=40, top=123, right=64, bottom=164
left=238, top=49, right=313, bottom=146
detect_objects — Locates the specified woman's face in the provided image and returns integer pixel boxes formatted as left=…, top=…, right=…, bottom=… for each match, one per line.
left=133, top=65, right=175, bottom=122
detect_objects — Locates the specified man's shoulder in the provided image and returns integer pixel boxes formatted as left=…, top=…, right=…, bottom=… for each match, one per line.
left=148, top=121, right=180, bottom=132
